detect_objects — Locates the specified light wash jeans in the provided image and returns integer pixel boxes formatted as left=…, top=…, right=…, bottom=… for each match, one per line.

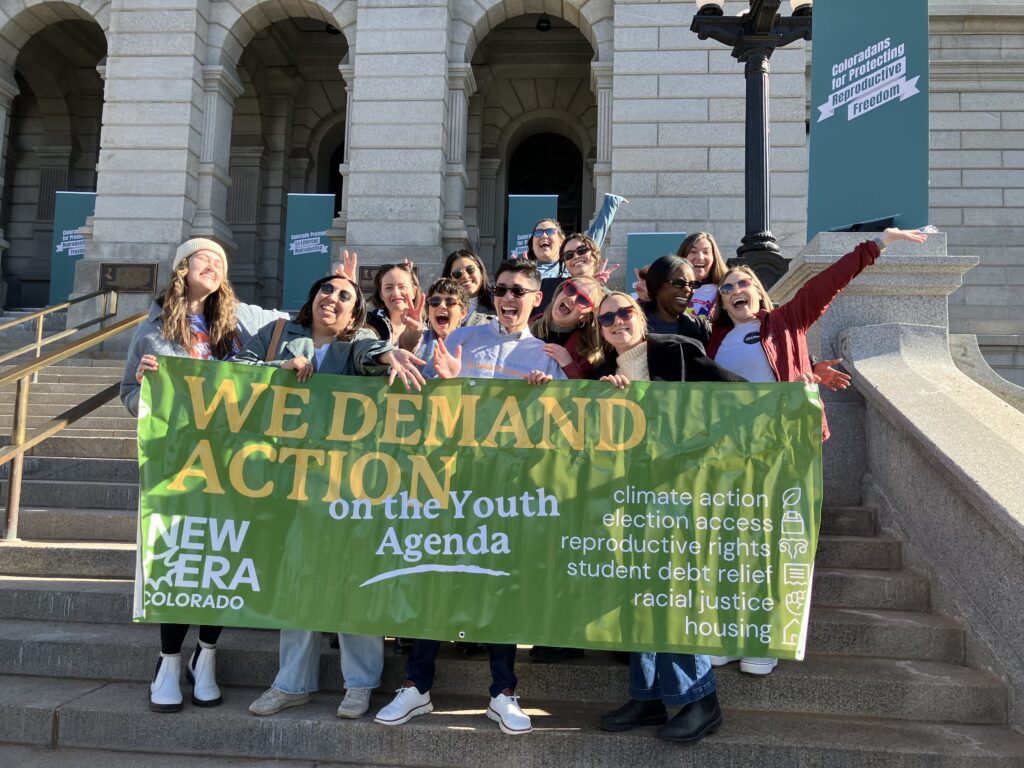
left=629, top=652, right=716, bottom=708
left=272, top=630, right=383, bottom=693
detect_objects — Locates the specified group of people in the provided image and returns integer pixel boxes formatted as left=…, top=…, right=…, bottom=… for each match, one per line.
left=121, top=219, right=928, bottom=743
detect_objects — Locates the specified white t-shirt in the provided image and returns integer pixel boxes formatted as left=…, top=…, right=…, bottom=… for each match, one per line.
left=714, top=321, right=776, bottom=382
left=687, top=283, right=718, bottom=318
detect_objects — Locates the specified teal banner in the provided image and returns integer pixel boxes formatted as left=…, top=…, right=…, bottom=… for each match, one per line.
left=807, top=0, right=929, bottom=237
left=283, top=194, right=335, bottom=310
left=49, top=191, right=96, bottom=304
left=506, top=195, right=557, bottom=257
left=136, top=358, right=824, bottom=660
left=626, top=232, right=686, bottom=283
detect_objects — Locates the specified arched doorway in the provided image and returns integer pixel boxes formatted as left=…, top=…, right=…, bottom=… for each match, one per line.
left=506, top=132, right=584, bottom=248
left=225, top=17, right=348, bottom=304
left=1, top=17, right=106, bottom=308
left=466, top=14, right=596, bottom=266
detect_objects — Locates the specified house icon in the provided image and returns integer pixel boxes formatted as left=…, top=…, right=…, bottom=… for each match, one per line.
left=782, top=619, right=801, bottom=646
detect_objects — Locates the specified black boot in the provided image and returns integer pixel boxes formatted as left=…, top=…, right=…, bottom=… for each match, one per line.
left=599, top=698, right=668, bottom=732
left=657, top=691, right=722, bottom=744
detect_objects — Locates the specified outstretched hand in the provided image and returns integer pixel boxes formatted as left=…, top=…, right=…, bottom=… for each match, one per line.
left=881, top=227, right=929, bottom=246
left=381, top=348, right=427, bottom=391
left=335, top=250, right=358, bottom=281
left=433, top=337, right=463, bottom=379
left=812, top=358, right=851, bottom=391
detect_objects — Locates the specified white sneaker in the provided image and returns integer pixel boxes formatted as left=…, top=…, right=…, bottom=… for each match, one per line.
left=739, top=657, right=778, bottom=675
left=487, top=692, right=532, bottom=735
left=186, top=644, right=222, bottom=707
left=709, top=656, right=740, bottom=667
left=149, top=653, right=183, bottom=713
left=374, top=685, right=432, bottom=726
left=248, top=687, right=313, bottom=716
left=337, top=688, right=372, bottom=719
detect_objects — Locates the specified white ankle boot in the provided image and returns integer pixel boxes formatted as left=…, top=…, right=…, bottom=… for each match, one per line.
left=149, top=653, right=183, bottom=713
left=186, top=643, right=223, bottom=707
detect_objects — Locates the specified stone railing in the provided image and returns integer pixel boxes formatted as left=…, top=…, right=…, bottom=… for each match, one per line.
left=771, top=232, right=1024, bottom=729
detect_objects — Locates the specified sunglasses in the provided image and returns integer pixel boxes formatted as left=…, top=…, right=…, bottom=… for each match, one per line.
left=564, top=245, right=593, bottom=260
left=428, top=295, right=461, bottom=308
left=533, top=227, right=559, bottom=238
left=719, top=278, right=754, bottom=296
left=318, top=283, right=354, bottom=302
left=561, top=280, right=593, bottom=309
left=493, top=284, right=539, bottom=298
left=669, top=278, right=702, bottom=292
left=450, top=265, right=477, bottom=280
left=598, top=307, right=637, bottom=327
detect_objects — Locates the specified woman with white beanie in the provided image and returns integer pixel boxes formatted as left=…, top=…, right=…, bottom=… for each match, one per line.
left=120, top=237, right=288, bottom=713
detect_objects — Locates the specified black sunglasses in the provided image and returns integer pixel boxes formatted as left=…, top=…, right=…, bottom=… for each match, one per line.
left=493, top=285, right=539, bottom=298
left=669, top=278, right=702, bottom=292
left=450, top=265, right=477, bottom=279
left=561, top=280, right=593, bottom=309
left=319, top=283, right=354, bottom=302
left=563, top=245, right=593, bottom=259
left=533, top=227, right=559, bottom=238
left=598, top=307, right=636, bottom=327
left=428, top=295, right=461, bottom=308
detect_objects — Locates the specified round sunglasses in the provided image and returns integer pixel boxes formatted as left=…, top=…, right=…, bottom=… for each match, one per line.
left=428, top=295, right=461, bottom=308
left=719, top=278, right=754, bottom=296
left=450, top=264, right=477, bottom=280
left=318, top=282, right=354, bottom=302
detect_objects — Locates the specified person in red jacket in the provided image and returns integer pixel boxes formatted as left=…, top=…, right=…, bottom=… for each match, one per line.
left=706, top=227, right=928, bottom=676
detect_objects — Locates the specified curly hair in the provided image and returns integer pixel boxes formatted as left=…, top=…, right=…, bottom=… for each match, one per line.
left=159, top=255, right=239, bottom=359
left=559, top=233, right=601, bottom=274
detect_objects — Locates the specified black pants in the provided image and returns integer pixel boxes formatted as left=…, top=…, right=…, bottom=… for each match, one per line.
left=406, top=640, right=517, bottom=698
left=160, top=624, right=223, bottom=655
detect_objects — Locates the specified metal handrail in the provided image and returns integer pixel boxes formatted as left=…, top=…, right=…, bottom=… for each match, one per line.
left=2, top=309, right=146, bottom=540
left=0, top=289, right=115, bottom=367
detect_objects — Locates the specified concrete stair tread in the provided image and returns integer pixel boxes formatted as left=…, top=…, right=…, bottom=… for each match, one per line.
left=809, top=605, right=959, bottom=631
left=0, top=746, right=337, bottom=768
left=4, top=675, right=1023, bottom=767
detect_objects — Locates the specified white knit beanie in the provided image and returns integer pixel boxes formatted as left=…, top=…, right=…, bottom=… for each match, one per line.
left=172, top=238, right=228, bottom=275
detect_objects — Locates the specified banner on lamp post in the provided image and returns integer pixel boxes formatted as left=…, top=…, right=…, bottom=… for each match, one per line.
left=283, top=194, right=335, bottom=310
left=49, top=191, right=96, bottom=305
left=807, top=0, right=929, bottom=237
left=134, top=357, right=823, bottom=660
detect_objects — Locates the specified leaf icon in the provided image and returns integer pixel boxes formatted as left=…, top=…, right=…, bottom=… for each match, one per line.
left=782, top=487, right=802, bottom=507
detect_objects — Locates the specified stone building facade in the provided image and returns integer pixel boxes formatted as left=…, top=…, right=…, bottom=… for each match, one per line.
left=0, top=0, right=1019, bottom=382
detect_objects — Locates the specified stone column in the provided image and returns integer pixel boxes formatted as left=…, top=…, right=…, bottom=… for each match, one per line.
left=0, top=71, right=17, bottom=308
left=192, top=65, right=244, bottom=247
left=441, top=63, right=475, bottom=255
left=326, top=63, right=354, bottom=258
left=590, top=61, right=613, bottom=216
left=477, top=158, right=500, bottom=265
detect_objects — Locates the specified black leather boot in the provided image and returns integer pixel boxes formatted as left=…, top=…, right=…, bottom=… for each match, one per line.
left=657, top=690, right=722, bottom=743
left=599, top=698, right=668, bottom=732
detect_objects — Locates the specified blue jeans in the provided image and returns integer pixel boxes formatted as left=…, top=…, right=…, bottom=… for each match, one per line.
left=406, top=640, right=517, bottom=698
left=629, top=652, right=716, bottom=708
left=272, top=630, right=383, bottom=694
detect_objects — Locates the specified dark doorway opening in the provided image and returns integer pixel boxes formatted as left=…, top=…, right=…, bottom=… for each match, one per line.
left=505, top=133, right=582, bottom=247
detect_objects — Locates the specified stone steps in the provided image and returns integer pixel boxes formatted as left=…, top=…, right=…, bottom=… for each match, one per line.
left=0, top=414, right=138, bottom=431
left=4, top=676, right=1023, bottom=767
left=0, top=745, right=337, bottom=768
left=10, top=435, right=138, bottom=458
left=0, top=456, right=138, bottom=483
left=0, top=479, right=139, bottom=510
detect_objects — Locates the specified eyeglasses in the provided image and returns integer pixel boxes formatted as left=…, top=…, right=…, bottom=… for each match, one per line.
left=319, top=283, right=354, bottom=302
left=450, top=265, right=477, bottom=280
left=719, top=278, right=754, bottom=296
left=561, top=280, right=593, bottom=309
left=597, top=307, right=637, bottom=327
left=564, top=245, right=593, bottom=260
left=533, top=228, right=559, bottom=238
left=493, top=284, right=539, bottom=298
left=428, top=295, right=461, bottom=308
left=669, top=278, right=702, bottom=292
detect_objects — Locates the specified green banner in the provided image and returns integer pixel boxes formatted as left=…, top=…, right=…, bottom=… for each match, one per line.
left=626, top=232, right=687, bottom=282
left=49, top=191, right=96, bottom=305
left=283, top=193, right=335, bottom=310
left=136, top=357, right=823, bottom=660
left=807, top=0, right=929, bottom=237
left=506, top=195, right=557, bottom=257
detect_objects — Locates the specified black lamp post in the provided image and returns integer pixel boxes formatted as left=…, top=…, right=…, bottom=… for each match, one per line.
left=691, top=0, right=812, bottom=286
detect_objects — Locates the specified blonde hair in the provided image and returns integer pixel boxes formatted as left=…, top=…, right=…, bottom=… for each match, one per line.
left=598, top=291, right=648, bottom=358
left=711, top=266, right=775, bottom=330
left=530, top=277, right=606, bottom=367
left=160, top=255, right=239, bottom=359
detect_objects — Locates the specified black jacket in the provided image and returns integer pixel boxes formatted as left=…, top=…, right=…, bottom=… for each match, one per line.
left=592, top=333, right=746, bottom=383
